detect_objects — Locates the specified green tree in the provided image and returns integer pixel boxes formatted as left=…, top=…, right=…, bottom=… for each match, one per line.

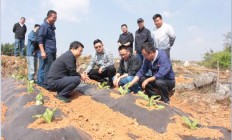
left=1, top=43, right=14, bottom=56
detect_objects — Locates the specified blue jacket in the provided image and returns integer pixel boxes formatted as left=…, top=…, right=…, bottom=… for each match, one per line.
left=27, top=30, right=37, bottom=56
left=37, top=21, right=56, bottom=55
left=136, top=49, right=175, bottom=80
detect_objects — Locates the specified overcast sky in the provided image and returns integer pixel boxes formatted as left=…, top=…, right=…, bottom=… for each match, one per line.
left=1, top=0, right=231, bottom=61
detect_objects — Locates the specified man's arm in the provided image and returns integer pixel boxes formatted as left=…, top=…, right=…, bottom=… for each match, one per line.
left=13, top=24, right=16, bottom=33
left=100, top=51, right=114, bottom=71
left=128, top=57, right=141, bottom=76
left=167, top=25, right=176, bottom=47
left=85, top=55, right=96, bottom=73
left=37, top=25, right=47, bottom=59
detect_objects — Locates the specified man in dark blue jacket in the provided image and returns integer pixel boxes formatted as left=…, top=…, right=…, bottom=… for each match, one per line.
left=37, top=10, right=57, bottom=89
left=129, top=42, right=175, bottom=104
left=26, top=24, right=40, bottom=81
left=48, top=41, right=89, bottom=103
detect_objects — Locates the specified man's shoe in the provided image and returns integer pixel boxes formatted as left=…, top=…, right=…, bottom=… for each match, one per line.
left=56, top=95, right=71, bottom=103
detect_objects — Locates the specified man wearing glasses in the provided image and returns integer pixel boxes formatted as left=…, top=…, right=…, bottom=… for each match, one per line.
left=113, top=45, right=141, bottom=93
left=84, top=39, right=116, bottom=88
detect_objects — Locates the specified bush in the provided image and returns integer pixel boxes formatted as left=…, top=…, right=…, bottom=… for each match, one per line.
left=201, top=32, right=231, bottom=69
left=1, top=43, right=14, bottom=56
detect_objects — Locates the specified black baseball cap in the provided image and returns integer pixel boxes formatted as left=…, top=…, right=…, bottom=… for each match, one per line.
left=137, top=18, right=144, bottom=23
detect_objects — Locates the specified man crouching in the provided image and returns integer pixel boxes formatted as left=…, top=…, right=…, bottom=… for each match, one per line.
left=47, top=41, right=89, bottom=103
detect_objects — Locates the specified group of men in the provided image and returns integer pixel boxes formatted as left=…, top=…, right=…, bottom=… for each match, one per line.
left=13, top=10, right=176, bottom=104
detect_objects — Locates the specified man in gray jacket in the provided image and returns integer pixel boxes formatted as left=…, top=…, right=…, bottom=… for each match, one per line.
left=85, top=39, right=116, bottom=87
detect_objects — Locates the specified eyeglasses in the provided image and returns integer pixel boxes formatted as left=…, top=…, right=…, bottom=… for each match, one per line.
left=94, top=45, right=102, bottom=49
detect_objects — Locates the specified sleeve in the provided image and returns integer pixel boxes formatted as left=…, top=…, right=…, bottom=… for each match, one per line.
left=167, top=25, right=176, bottom=47
left=136, top=60, right=149, bottom=78
left=147, top=29, right=154, bottom=45
left=28, top=32, right=36, bottom=42
left=130, top=33, right=134, bottom=42
left=117, top=35, right=121, bottom=43
left=154, top=55, right=172, bottom=79
left=134, top=31, right=138, bottom=50
left=37, top=25, right=47, bottom=45
left=13, top=24, right=16, bottom=33
left=128, top=57, right=141, bottom=76
left=117, top=60, right=123, bottom=75
left=25, top=25, right=27, bottom=34
left=85, top=55, right=96, bottom=73
left=101, top=51, right=114, bottom=70
left=151, top=31, right=156, bottom=47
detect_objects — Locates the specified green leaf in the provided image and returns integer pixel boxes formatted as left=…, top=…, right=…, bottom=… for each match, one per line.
left=156, top=105, right=165, bottom=109
left=138, top=91, right=149, bottom=101
left=118, top=86, right=129, bottom=95
left=182, top=116, right=193, bottom=127
left=191, top=119, right=199, bottom=128
left=32, top=114, right=43, bottom=118
left=42, top=108, right=57, bottom=123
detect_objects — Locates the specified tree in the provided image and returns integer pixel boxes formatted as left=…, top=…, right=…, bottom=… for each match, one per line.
left=1, top=43, right=14, bottom=56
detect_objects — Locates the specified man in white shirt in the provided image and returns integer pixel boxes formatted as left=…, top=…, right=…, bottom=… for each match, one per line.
left=151, top=14, right=176, bottom=58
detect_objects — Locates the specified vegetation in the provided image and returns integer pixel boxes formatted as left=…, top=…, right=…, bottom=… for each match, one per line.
left=147, top=95, right=165, bottom=109
left=138, top=91, right=149, bottom=101
left=27, top=80, right=35, bottom=93
left=98, top=82, right=110, bottom=89
left=118, top=83, right=130, bottom=95
left=1, top=43, right=14, bottom=56
left=33, top=108, right=57, bottom=123
left=36, top=92, right=44, bottom=105
left=182, top=116, right=199, bottom=130
left=201, top=32, right=231, bottom=69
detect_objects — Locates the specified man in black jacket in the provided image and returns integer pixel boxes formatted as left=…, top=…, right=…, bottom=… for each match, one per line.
left=47, top=41, right=89, bottom=103
left=13, top=17, right=27, bottom=56
left=117, top=24, right=134, bottom=53
left=113, top=45, right=141, bottom=93
left=135, top=18, right=153, bottom=63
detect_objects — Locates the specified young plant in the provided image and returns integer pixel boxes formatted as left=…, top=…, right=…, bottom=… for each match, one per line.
left=36, top=92, right=44, bottom=105
left=182, top=116, right=199, bottom=130
left=98, top=82, right=110, bottom=89
left=32, top=108, right=57, bottom=123
left=118, top=83, right=130, bottom=95
left=147, top=95, right=165, bottom=109
left=138, top=91, right=149, bottom=101
left=27, top=80, right=34, bottom=93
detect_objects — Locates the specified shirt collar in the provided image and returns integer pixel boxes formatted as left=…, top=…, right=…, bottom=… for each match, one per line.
left=151, top=50, right=159, bottom=64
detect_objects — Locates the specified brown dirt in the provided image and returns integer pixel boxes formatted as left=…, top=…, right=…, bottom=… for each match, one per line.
left=1, top=103, right=7, bottom=124
left=26, top=86, right=227, bottom=139
left=109, top=92, right=122, bottom=99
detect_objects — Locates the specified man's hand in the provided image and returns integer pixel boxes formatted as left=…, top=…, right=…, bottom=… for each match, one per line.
left=142, top=80, right=149, bottom=89
left=113, top=77, right=120, bottom=87
left=98, top=67, right=103, bottom=74
left=41, top=51, right=46, bottom=59
left=81, top=73, right=89, bottom=83
left=118, top=42, right=122, bottom=47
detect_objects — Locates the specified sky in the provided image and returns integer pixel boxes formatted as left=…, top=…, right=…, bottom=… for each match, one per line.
left=1, top=0, right=231, bottom=61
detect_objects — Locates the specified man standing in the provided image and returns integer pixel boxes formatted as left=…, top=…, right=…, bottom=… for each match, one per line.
left=13, top=17, right=27, bottom=56
left=113, top=45, right=141, bottom=93
left=37, top=10, right=57, bottom=89
left=117, top=24, right=134, bottom=53
left=129, top=42, right=175, bottom=104
left=85, top=39, right=116, bottom=87
left=151, top=14, right=176, bottom=58
left=135, top=18, right=153, bottom=63
left=26, top=24, right=40, bottom=82
left=48, top=41, right=89, bottom=103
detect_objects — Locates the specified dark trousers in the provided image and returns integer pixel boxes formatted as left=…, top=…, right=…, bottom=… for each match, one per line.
left=88, top=65, right=116, bottom=84
left=139, top=76, right=175, bottom=103
left=48, top=76, right=81, bottom=97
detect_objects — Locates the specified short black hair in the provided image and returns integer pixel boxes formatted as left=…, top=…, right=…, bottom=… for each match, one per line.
left=121, top=24, right=127, bottom=28
left=69, top=41, right=84, bottom=50
left=93, top=39, right=102, bottom=45
left=141, top=42, right=156, bottom=53
left=152, top=14, right=162, bottom=20
left=47, top=10, right=57, bottom=18
left=118, top=45, right=129, bottom=51
left=34, top=24, right=40, bottom=28
left=21, top=17, right=26, bottom=20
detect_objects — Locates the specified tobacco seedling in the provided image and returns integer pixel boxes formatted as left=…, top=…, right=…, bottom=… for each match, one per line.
left=98, top=82, right=110, bottom=89
left=32, top=108, right=57, bottom=123
left=27, top=80, right=34, bottom=93
left=147, top=95, right=165, bottom=109
left=36, top=92, right=44, bottom=105
left=118, top=83, right=130, bottom=95
left=182, top=116, right=199, bottom=130
left=138, top=91, right=149, bottom=101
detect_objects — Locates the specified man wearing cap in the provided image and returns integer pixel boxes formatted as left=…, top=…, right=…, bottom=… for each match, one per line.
left=151, top=14, right=176, bottom=58
left=135, top=18, right=153, bottom=63
left=117, top=24, right=134, bottom=53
